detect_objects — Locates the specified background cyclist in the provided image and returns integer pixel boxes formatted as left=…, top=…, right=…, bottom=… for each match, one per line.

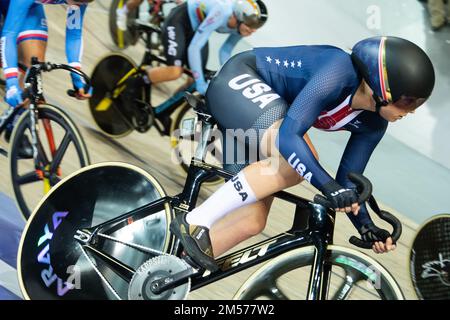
left=142, top=0, right=268, bottom=96
left=1, top=0, right=94, bottom=155
left=170, top=36, right=436, bottom=271
left=115, top=0, right=185, bottom=31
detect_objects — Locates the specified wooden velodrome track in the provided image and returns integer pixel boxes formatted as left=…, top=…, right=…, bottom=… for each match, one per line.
left=0, top=2, right=421, bottom=299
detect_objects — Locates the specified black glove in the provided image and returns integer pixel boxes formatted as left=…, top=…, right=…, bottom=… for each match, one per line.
left=359, top=222, right=391, bottom=244
left=322, top=180, right=358, bottom=209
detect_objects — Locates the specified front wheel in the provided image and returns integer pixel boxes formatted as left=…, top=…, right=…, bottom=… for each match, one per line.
left=410, top=214, right=450, bottom=300
left=109, top=0, right=140, bottom=49
left=233, top=245, right=404, bottom=300
left=9, top=104, right=90, bottom=220
left=17, top=162, right=173, bottom=300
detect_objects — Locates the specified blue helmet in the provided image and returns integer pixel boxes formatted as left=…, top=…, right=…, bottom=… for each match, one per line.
left=351, top=36, right=435, bottom=105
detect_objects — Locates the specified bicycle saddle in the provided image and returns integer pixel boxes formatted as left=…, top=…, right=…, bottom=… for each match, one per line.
left=133, top=19, right=162, bottom=34
left=184, top=92, right=210, bottom=116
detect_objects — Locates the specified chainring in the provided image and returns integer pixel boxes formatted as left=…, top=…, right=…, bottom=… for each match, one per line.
left=131, top=100, right=154, bottom=133
left=128, top=255, right=191, bottom=300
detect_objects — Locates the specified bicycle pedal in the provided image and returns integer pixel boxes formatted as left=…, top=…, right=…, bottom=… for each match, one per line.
left=181, top=251, right=204, bottom=271
left=131, top=99, right=154, bottom=132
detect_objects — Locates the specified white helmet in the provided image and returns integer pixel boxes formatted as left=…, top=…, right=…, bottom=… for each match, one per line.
left=233, top=0, right=268, bottom=29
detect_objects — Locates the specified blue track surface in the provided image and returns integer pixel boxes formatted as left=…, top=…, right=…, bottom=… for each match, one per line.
left=0, top=192, right=24, bottom=299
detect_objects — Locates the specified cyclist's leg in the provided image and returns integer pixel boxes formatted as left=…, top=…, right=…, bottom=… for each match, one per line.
left=127, top=0, right=144, bottom=11
left=210, top=196, right=273, bottom=257
left=208, top=132, right=275, bottom=257
left=189, top=51, right=279, bottom=226
left=17, top=3, right=47, bottom=74
left=0, top=4, right=6, bottom=77
left=170, top=51, right=268, bottom=270
left=116, top=0, right=144, bottom=31
left=190, top=51, right=311, bottom=226
left=5, top=3, right=47, bottom=156
left=171, top=51, right=318, bottom=267
left=18, top=41, right=47, bottom=84
left=146, top=2, right=190, bottom=84
left=209, top=120, right=318, bottom=256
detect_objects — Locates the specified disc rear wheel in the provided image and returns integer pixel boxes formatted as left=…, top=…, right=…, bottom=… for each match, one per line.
left=18, top=162, right=173, bottom=300
left=89, top=53, right=144, bottom=138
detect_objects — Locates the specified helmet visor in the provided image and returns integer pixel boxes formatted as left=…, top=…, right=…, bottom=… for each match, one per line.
left=393, top=96, right=427, bottom=110
left=242, top=13, right=267, bottom=29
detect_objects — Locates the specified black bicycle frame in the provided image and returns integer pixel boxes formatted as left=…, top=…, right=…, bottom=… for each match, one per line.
left=76, top=157, right=337, bottom=300
left=0, top=107, right=23, bottom=156
left=113, top=20, right=197, bottom=136
left=0, top=59, right=45, bottom=165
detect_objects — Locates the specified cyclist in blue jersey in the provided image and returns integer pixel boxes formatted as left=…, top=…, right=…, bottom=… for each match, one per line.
left=141, top=0, right=267, bottom=96
left=0, top=0, right=93, bottom=155
left=170, top=36, right=436, bottom=272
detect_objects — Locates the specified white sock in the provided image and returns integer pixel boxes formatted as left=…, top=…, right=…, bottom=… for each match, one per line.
left=186, top=171, right=257, bottom=229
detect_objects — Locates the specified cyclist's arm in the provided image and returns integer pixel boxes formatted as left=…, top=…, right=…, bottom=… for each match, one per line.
left=1, top=0, right=35, bottom=80
left=335, top=128, right=387, bottom=229
left=276, top=53, right=358, bottom=191
left=64, top=4, right=89, bottom=92
left=219, top=33, right=241, bottom=65
left=187, top=6, right=226, bottom=94
left=65, top=4, right=87, bottom=72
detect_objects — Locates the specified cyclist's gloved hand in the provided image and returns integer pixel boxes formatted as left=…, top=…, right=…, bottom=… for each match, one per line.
left=358, top=222, right=396, bottom=253
left=71, top=71, right=92, bottom=99
left=5, top=78, right=23, bottom=108
left=322, top=180, right=359, bottom=214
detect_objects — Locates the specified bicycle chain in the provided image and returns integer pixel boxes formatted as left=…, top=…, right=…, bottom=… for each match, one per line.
left=77, top=231, right=169, bottom=300
left=77, top=243, right=122, bottom=300
left=97, top=232, right=170, bottom=257
left=77, top=233, right=185, bottom=300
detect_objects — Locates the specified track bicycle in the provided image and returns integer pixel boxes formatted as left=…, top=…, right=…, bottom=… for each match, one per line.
left=90, top=18, right=222, bottom=183
left=0, top=57, right=91, bottom=219
left=18, top=93, right=404, bottom=300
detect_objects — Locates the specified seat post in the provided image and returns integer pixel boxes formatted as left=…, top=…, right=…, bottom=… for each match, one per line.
left=194, top=121, right=212, bottom=161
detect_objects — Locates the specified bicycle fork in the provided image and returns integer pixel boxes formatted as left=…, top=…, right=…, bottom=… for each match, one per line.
left=306, top=203, right=335, bottom=300
left=0, top=106, right=23, bottom=157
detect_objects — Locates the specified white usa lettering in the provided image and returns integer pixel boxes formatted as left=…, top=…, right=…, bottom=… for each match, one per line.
left=287, top=152, right=313, bottom=183
left=228, top=74, right=280, bottom=109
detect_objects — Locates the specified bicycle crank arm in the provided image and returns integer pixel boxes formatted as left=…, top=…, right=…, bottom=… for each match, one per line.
left=150, top=267, right=197, bottom=295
